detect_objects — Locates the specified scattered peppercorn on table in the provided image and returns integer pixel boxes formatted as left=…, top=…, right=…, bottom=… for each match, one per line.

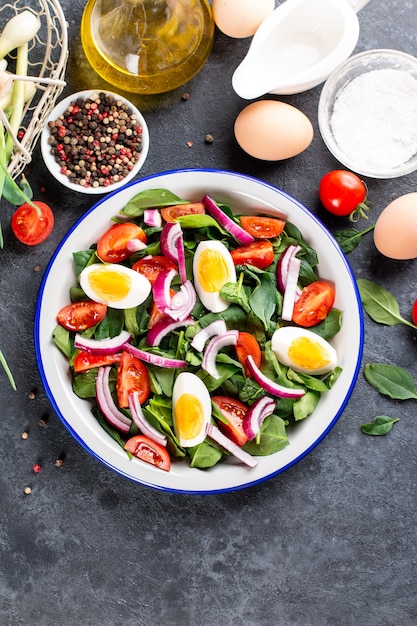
left=0, top=1, right=416, bottom=625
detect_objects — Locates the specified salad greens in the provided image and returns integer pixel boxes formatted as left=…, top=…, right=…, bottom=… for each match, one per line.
left=52, top=188, right=343, bottom=470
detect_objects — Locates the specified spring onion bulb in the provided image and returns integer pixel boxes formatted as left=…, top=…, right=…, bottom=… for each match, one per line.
left=0, top=10, right=41, bottom=60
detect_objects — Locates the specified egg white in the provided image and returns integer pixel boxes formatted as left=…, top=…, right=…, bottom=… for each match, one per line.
left=271, top=326, right=337, bottom=375
left=79, top=263, right=151, bottom=309
left=193, top=240, right=236, bottom=313
left=172, top=372, right=212, bottom=447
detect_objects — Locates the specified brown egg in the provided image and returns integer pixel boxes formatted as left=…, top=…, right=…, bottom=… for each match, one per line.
left=374, top=192, right=417, bottom=259
left=234, top=100, right=314, bottom=161
left=213, top=0, right=275, bottom=39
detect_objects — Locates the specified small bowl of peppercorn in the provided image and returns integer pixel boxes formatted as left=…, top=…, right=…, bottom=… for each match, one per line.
left=41, top=90, right=149, bottom=194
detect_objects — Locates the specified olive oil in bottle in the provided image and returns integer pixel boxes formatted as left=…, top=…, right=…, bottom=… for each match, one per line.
left=81, top=0, right=214, bottom=94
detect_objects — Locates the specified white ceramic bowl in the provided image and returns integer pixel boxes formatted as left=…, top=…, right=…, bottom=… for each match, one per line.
left=318, top=49, right=417, bottom=178
left=41, top=90, right=149, bottom=194
left=34, top=169, right=364, bottom=494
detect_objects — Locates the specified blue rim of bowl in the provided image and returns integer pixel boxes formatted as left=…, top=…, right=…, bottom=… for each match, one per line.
left=34, top=168, right=364, bottom=495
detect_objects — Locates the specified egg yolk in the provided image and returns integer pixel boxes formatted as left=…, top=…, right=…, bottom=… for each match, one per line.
left=196, top=249, right=230, bottom=292
left=174, top=393, right=205, bottom=441
left=288, top=336, right=331, bottom=371
left=88, top=267, right=131, bottom=303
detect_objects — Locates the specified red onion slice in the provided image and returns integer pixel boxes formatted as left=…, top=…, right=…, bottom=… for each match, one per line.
left=143, top=209, right=162, bottom=228
left=126, top=239, right=147, bottom=253
left=203, top=195, right=255, bottom=245
left=191, top=319, right=228, bottom=352
left=245, top=355, right=305, bottom=398
left=202, top=330, right=239, bottom=379
left=166, top=280, right=196, bottom=321
left=160, top=222, right=182, bottom=262
left=206, top=423, right=258, bottom=468
left=147, top=317, right=195, bottom=347
left=124, top=343, right=187, bottom=368
left=128, top=391, right=167, bottom=447
left=243, top=396, right=276, bottom=440
left=74, top=330, right=132, bottom=355
left=281, top=255, right=301, bottom=321
left=96, top=366, right=131, bottom=433
left=152, top=268, right=178, bottom=311
left=276, top=244, right=301, bottom=292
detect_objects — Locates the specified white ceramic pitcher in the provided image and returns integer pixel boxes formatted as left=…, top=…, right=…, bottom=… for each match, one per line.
left=232, top=0, right=371, bottom=98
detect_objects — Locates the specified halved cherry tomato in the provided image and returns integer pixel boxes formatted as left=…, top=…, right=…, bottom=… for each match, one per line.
left=116, top=351, right=150, bottom=408
left=97, top=222, right=147, bottom=263
left=319, top=170, right=369, bottom=218
left=11, top=201, right=54, bottom=245
left=231, top=240, right=274, bottom=269
left=57, top=301, right=108, bottom=331
left=292, top=281, right=335, bottom=327
left=240, top=215, right=286, bottom=239
left=132, top=255, right=178, bottom=285
left=124, top=435, right=171, bottom=471
left=161, top=203, right=205, bottom=222
left=235, top=332, right=262, bottom=378
left=73, top=351, right=121, bottom=373
left=212, top=396, right=249, bottom=447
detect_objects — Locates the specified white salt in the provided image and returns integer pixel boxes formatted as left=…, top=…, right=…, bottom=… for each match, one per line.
left=330, top=68, right=417, bottom=173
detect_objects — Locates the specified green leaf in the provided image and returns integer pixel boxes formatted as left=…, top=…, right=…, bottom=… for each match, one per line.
left=243, top=415, right=289, bottom=456
left=0, top=349, right=16, bottom=390
left=189, top=439, right=225, bottom=468
left=357, top=278, right=417, bottom=329
left=360, top=415, right=399, bottom=435
left=121, top=188, right=188, bottom=217
left=333, top=225, right=375, bottom=254
left=220, top=273, right=251, bottom=313
left=293, top=390, right=320, bottom=421
left=52, top=324, right=73, bottom=359
left=364, top=363, right=417, bottom=400
left=177, top=214, right=226, bottom=234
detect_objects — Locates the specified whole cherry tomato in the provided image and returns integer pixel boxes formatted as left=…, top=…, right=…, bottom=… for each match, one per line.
left=319, top=170, right=369, bottom=220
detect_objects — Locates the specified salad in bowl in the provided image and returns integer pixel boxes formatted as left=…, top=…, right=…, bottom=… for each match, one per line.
left=35, top=169, right=363, bottom=494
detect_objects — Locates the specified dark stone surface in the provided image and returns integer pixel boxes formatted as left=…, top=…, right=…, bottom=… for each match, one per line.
left=0, top=1, right=416, bottom=625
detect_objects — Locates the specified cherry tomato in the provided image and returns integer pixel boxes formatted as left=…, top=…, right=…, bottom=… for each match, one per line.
left=132, top=255, right=178, bottom=285
left=240, top=215, right=286, bottom=238
left=235, top=332, right=262, bottom=378
left=319, top=170, right=368, bottom=218
left=412, top=299, right=417, bottom=326
left=73, top=351, right=121, bottom=373
left=161, top=203, right=206, bottom=222
left=212, top=396, right=249, bottom=447
left=97, top=222, right=146, bottom=263
left=231, top=240, right=274, bottom=269
left=57, top=301, right=108, bottom=331
left=292, top=281, right=335, bottom=327
left=11, top=201, right=54, bottom=245
left=124, top=435, right=171, bottom=471
left=116, top=351, right=150, bottom=408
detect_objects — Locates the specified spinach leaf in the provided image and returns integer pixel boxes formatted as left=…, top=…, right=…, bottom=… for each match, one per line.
left=52, top=324, right=73, bottom=359
left=73, top=369, right=99, bottom=398
left=73, top=249, right=96, bottom=277
left=243, top=415, right=289, bottom=456
left=357, top=278, right=417, bottom=329
left=177, top=214, right=227, bottom=234
left=311, top=308, right=343, bottom=340
left=94, top=308, right=125, bottom=339
left=333, top=225, right=375, bottom=254
left=221, top=273, right=251, bottom=313
left=246, top=267, right=276, bottom=331
left=293, top=390, right=320, bottom=421
left=360, top=415, right=400, bottom=435
left=364, top=363, right=417, bottom=400
left=189, top=440, right=225, bottom=468
left=121, top=188, right=189, bottom=216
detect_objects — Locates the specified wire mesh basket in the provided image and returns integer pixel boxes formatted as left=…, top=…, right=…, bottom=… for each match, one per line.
left=0, top=0, right=68, bottom=179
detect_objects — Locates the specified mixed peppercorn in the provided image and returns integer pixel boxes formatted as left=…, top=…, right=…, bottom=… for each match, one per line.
left=46, top=92, right=143, bottom=189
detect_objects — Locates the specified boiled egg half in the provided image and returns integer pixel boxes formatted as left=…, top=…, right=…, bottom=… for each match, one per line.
left=79, top=263, right=151, bottom=309
left=172, top=372, right=212, bottom=447
left=193, top=240, right=236, bottom=312
left=271, top=326, right=337, bottom=376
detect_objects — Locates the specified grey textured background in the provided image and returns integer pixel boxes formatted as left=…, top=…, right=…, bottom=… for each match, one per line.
left=0, top=1, right=416, bottom=625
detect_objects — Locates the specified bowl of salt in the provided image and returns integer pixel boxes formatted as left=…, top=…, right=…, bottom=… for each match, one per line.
left=318, top=49, right=417, bottom=179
